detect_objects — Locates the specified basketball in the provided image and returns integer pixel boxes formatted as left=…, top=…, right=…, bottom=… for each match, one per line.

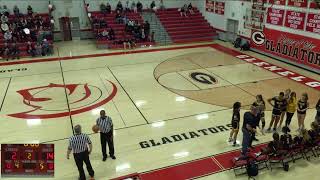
left=92, top=125, right=99, bottom=133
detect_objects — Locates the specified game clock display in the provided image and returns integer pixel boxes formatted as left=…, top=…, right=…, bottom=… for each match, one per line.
left=1, top=144, right=54, bottom=177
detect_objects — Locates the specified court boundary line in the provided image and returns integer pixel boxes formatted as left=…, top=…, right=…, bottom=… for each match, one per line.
left=0, top=77, right=11, bottom=112
left=107, top=66, right=150, bottom=124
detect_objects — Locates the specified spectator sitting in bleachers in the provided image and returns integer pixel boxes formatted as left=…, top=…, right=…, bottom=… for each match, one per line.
left=188, top=3, right=194, bottom=15
left=106, top=3, right=111, bottom=14
left=131, top=1, right=137, bottom=13
left=35, top=42, right=42, bottom=56
left=122, top=15, right=129, bottom=25
left=27, top=41, right=36, bottom=57
left=100, top=18, right=107, bottom=28
left=42, top=39, right=50, bottom=56
left=116, top=1, right=124, bottom=13
left=179, top=4, right=188, bottom=17
left=137, top=1, right=143, bottom=12
left=125, top=20, right=135, bottom=32
left=1, top=14, right=8, bottom=23
left=4, top=30, right=12, bottom=42
left=13, top=5, right=21, bottom=17
left=27, top=5, right=33, bottom=16
left=9, top=42, right=20, bottom=59
left=108, top=28, right=115, bottom=40
left=115, top=10, right=123, bottom=24
left=123, top=38, right=136, bottom=49
left=1, top=22, right=9, bottom=32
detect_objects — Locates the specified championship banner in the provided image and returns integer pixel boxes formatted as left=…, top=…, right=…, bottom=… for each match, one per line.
left=284, top=10, right=306, bottom=30
left=205, top=0, right=215, bottom=12
left=215, top=1, right=225, bottom=15
left=268, top=0, right=286, bottom=5
left=250, top=28, right=320, bottom=71
left=288, top=0, right=308, bottom=7
left=266, top=8, right=285, bottom=26
left=306, top=13, right=320, bottom=34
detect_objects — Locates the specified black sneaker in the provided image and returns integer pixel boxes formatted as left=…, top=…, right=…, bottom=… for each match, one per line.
left=110, top=155, right=116, bottom=160
left=253, top=138, right=259, bottom=141
left=102, top=156, right=107, bottom=161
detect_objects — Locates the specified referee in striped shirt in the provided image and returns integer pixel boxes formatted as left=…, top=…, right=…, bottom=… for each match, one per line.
left=96, top=110, right=116, bottom=161
left=67, top=125, right=94, bottom=180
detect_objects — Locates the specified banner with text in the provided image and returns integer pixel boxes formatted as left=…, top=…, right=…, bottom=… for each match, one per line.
left=250, top=28, right=320, bottom=71
left=215, top=1, right=225, bottom=15
left=206, top=0, right=215, bottom=12
left=288, top=0, right=308, bottom=7
left=268, top=0, right=286, bottom=5
left=306, top=13, right=320, bottom=34
left=284, top=10, right=306, bottom=30
left=266, top=8, right=285, bottom=26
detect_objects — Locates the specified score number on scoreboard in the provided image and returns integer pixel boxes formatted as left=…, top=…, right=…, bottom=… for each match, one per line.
left=1, top=144, right=54, bottom=177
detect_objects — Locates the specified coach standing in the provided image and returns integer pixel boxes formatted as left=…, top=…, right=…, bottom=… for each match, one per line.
left=96, top=110, right=116, bottom=161
left=241, top=103, right=258, bottom=157
left=67, top=125, right=94, bottom=180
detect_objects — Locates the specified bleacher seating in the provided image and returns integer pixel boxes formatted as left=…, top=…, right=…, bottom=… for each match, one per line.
left=0, top=13, right=53, bottom=59
left=89, top=11, right=155, bottom=49
left=156, top=8, right=217, bottom=44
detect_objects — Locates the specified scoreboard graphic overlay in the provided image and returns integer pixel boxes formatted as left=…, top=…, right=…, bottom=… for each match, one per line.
left=1, top=144, right=54, bottom=177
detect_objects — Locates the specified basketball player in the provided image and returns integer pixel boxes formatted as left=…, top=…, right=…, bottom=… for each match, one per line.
left=229, top=102, right=241, bottom=146
left=266, top=92, right=287, bottom=132
left=255, top=94, right=266, bottom=135
left=285, top=92, right=297, bottom=132
left=297, top=93, right=309, bottom=131
left=278, top=89, right=291, bottom=129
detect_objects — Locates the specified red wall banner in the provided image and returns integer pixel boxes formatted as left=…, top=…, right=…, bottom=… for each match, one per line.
left=205, top=0, right=215, bottom=12
left=215, top=1, right=225, bottom=15
left=306, top=13, right=320, bottom=34
left=288, top=0, right=308, bottom=7
left=250, top=28, right=320, bottom=71
left=284, top=10, right=306, bottom=30
left=268, top=0, right=286, bottom=5
left=310, top=2, right=319, bottom=9
left=266, top=8, right=285, bottom=26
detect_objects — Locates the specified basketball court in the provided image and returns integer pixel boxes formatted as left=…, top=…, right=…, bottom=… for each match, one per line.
left=0, top=41, right=319, bottom=180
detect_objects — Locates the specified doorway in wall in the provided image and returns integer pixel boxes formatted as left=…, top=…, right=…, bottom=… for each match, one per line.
left=59, top=17, right=72, bottom=41
left=226, top=19, right=239, bottom=43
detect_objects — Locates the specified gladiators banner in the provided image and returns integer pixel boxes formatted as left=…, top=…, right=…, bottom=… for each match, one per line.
left=250, top=28, right=320, bottom=71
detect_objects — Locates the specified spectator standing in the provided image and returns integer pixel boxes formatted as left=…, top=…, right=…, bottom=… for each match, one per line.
left=131, top=1, right=137, bottom=13
left=13, top=5, right=20, bottom=17
left=116, top=1, right=123, bottom=13
left=96, top=110, right=116, bottom=161
left=3, top=5, right=9, bottom=16
left=106, top=3, right=111, bottom=14
left=66, top=125, right=95, bottom=180
left=125, top=0, right=130, bottom=12
left=10, top=43, right=20, bottom=60
left=188, top=3, right=194, bottom=14
left=100, top=3, right=107, bottom=15
left=27, top=5, right=33, bottom=16
left=137, top=1, right=143, bottom=12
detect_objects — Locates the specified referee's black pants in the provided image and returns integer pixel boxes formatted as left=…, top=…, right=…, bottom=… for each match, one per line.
left=73, top=150, right=94, bottom=180
left=100, top=131, right=114, bottom=158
